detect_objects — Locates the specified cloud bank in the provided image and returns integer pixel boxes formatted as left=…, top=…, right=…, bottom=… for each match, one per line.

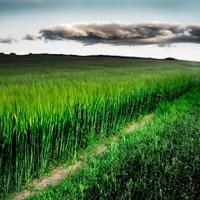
left=39, top=22, right=200, bottom=46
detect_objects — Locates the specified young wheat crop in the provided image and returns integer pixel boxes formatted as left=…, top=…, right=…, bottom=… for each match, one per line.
left=0, top=55, right=199, bottom=195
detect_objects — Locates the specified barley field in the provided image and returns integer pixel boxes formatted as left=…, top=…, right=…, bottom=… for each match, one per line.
left=27, top=86, right=200, bottom=200
left=0, top=54, right=199, bottom=196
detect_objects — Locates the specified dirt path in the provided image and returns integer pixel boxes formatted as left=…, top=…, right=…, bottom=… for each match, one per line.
left=125, top=113, right=154, bottom=133
left=13, top=113, right=154, bottom=200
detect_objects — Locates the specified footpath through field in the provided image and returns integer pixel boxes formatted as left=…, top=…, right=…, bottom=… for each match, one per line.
left=13, top=113, right=154, bottom=200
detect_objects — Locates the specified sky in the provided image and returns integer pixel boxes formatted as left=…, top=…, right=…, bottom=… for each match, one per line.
left=0, top=0, right=200, bottom=61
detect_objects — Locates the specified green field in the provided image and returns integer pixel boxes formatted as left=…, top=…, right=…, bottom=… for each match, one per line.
left=0, top=54, right=200, bottom=198
left=27, top=85, right=200, bottom=200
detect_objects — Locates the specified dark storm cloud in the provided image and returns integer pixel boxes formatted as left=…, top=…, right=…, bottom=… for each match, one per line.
left=188, top=25, right=200, bottom=37
left=39, top=22, right=200, bottom=46
left=0, top=37, right=15, bottom=43
left=23, top=34, right=39, bottom=41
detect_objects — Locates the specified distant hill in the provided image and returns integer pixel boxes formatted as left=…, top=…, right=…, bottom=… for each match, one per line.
left=0, top=53, right=178, bottom=61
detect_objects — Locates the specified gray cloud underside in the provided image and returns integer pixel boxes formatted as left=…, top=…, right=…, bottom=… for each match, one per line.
left=0, top=37, right=14, bottom=43
left=39, top=22, right=200, bottom=46
left=23, top=34, right=41, bottom=41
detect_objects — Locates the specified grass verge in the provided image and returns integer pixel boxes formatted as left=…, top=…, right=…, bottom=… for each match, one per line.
left=27, top=86, right=200, bottom=200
